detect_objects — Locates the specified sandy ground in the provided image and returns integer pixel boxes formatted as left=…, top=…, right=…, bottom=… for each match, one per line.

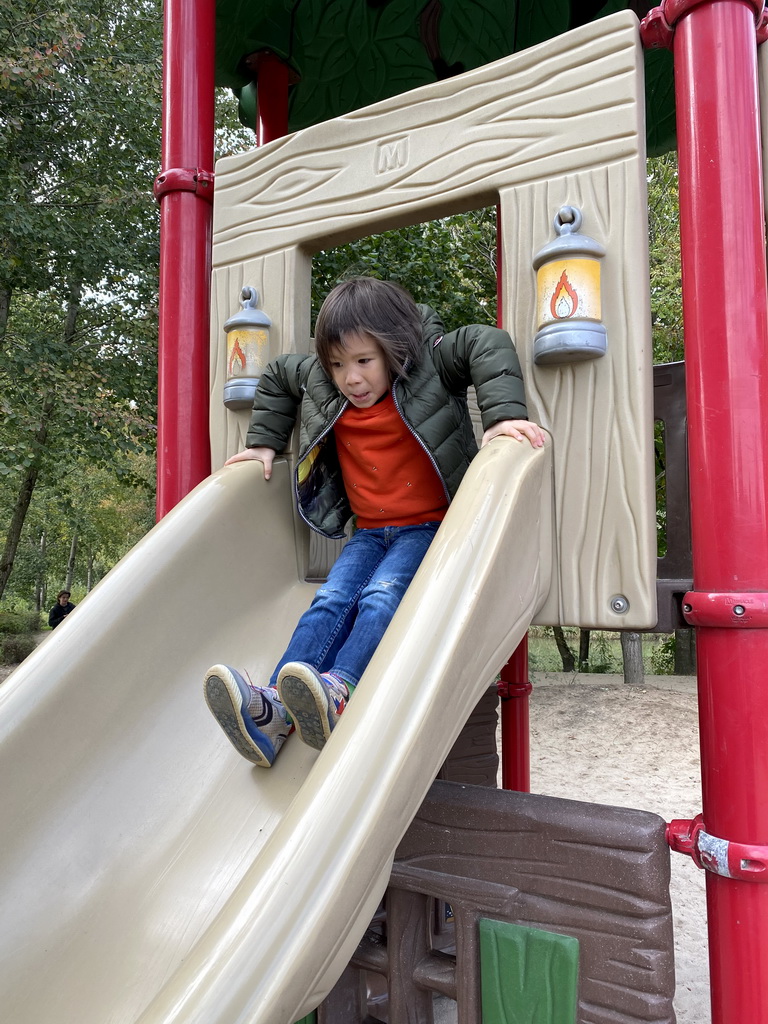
left=526, top=671, right=709, bottom=1024
left=1, top=659, right=709, bottom=1022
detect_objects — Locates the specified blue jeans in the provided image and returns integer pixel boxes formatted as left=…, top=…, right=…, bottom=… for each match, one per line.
left=269, top=522, right=441, bottom=688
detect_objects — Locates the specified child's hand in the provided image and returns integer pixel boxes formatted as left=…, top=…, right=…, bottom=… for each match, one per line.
left=224, top=446, right=276, bottom=479
left=482, top=420, right=546, bottom=449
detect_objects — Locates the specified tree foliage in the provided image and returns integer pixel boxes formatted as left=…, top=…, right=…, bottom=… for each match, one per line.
left=6, top=454, right=155, bottom=607
left=647, top=152, right=682, bottom=365
left=0, top=26, right=269, bottom=606
left=0, top=0, right=162, bottom=297
left=647, top=151, right=682, bottom=563
left=312, top=207, right=498, bottom=328
left=0, top=0, right=162, bottom=602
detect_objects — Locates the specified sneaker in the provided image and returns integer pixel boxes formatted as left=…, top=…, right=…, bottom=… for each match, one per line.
left=277, top=663, right=350, bottom=752
left=203, top=665, right=292, bottom=767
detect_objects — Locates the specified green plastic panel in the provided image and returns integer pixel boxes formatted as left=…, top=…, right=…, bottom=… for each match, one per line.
left=479, top=918, right=579, bottom=1024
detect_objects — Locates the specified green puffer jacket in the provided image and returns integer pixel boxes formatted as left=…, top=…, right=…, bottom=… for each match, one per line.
left=245, top=305, right=528, bottom=538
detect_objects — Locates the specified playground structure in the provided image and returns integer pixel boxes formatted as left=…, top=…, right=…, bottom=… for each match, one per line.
left=0, top=3, right=767, bottom=1024
left=160, top=4, right=768, bottom=1019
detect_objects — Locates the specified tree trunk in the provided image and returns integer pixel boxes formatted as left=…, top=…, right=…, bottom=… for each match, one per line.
left=65, top=531, right=78, bottom=592
left=578, top=628, right=591, bottom=671
left=552, top=626, right=576, bottom=672
left=621, top=631, right=645, bottom=686
left=674, top=628, right=697, bottom=675
left=87, top=548, right=95, bottom=592
left=35, top=530, right=47, bottom=612
left=0, top=403, right=52, bottom=601
left=0, top=286, right=10, bottom=347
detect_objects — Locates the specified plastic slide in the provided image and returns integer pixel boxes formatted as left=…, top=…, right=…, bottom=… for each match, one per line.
left=0, top=436, right=551, bottom=1024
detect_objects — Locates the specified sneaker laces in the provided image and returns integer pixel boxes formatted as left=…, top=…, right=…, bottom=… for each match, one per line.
left=242, top=670, right=289, bottom=721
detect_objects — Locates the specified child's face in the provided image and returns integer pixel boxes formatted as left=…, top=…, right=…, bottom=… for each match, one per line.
left=328, top=332, right=390, bottom=408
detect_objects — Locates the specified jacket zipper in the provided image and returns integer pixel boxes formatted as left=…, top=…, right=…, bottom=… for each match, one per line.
left=294, top=399, right=349, bottom=537
left=391, top=381, right=451, bottom=504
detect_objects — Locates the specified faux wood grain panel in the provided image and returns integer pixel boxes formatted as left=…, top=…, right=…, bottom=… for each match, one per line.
left=210, top=12, right=655, bottom=627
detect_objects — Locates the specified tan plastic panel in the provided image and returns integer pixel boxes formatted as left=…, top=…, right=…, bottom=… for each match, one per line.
left=501, top=171, right=655, bottom=628
left=209, top=12, right=655, bottom=628
left=0, top=436, right=550, bottom=1024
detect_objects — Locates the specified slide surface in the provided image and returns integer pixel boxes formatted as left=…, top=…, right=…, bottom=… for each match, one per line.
left=0, top=437, right=551, bottom=1024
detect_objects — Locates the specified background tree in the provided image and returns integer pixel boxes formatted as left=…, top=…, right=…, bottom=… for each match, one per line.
left=0, top=27, right=268, bottom=608
left=647, top=152, right=683, bottom=365
left=0, top=0, right=162, bottom=602
left=312, top=207, right=499, bottom=329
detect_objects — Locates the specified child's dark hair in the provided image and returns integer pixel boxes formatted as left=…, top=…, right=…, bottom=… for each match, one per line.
left=314, top=277, right=423, bottom=378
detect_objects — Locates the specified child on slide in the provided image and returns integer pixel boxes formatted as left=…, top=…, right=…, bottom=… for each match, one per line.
left=204, top=277, right=544, bottom=766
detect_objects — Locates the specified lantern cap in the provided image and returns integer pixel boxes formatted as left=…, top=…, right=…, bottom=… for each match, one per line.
left=223, top=286, right=272, bottom=332
left=532, top=206, right=606, bottom=270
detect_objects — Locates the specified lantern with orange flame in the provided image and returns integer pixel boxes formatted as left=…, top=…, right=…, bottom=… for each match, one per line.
left=223, top=287, right=272, bottom=409
left=532, top=206, right=607, bottom=365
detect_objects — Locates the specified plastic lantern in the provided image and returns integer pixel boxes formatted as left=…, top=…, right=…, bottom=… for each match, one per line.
left=223, top=287, right=272, bottom=410
left=532, top=206, right=607, bottom=365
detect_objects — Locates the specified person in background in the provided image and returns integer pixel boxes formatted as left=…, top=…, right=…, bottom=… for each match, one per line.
left=48, top=590, right=75, bottom=629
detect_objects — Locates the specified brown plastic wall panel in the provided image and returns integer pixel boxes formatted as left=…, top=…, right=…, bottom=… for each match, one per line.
left=438, top=685, right=500, bottom=788
left=323, top=780, right=675, bottom=1024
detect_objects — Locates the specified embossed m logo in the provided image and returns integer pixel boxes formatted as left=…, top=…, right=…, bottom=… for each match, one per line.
left=375, top=137, right=409, bottom=174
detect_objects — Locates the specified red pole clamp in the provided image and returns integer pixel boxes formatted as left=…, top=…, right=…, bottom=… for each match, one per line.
left=639, top=6, right=675, bottom=48
left=496, top=680, right=533, bottom=699
left=667, top=814, right=706, bottom=865
left=682, top=591, right=768, bottom=627
left=668, top=815, right=768, bottom=881
left=153, top=167, right=215, bottom=203
left=640, top=0, right=767, bottom=48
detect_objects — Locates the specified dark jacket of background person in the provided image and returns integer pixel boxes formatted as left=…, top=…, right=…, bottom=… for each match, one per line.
left=48, top=596, right=75, bottom=629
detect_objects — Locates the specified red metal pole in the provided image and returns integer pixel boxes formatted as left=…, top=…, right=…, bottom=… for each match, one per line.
left=254, top=52, right=291, bottom=145
left=498, top=638, right=533, bottom=791
left=154, top=0, right=216, bottom=519
left=644, top=2, right=768, bottom=1020
left=496, top=203, right=533, bottom=792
